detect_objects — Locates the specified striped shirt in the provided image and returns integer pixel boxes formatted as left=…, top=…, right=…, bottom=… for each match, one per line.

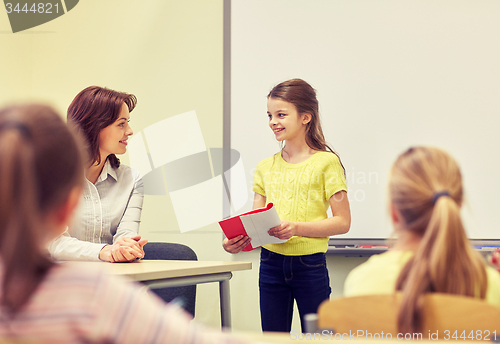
left=0, top=263, right=246, bottom=344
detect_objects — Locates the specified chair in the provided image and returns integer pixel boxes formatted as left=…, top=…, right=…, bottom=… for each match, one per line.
left=142, top=242, right=198, bottom=317
left=315, top=293, right=500, bottom=340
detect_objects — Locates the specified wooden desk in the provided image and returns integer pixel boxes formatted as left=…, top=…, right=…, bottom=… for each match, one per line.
left=102, top=260, right=251, bottom=329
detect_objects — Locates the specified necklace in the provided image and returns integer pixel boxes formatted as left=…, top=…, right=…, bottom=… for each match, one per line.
left=282, top=148, right=290, bottom=162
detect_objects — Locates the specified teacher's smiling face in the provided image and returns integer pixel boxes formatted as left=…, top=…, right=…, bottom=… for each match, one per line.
left=99, top=103, right=133, bottom=158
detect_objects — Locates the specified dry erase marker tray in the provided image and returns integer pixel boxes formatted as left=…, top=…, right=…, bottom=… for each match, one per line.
left=327, top=238, right=500, bottom=257
left=327, top=238, right=391, bottom=257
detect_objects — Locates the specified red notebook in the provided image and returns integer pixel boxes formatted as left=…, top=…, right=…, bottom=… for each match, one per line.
left=218, top=203, right=286, bottom=251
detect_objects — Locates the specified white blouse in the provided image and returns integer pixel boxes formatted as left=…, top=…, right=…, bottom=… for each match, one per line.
left=48, top=161, right=144, bottom=261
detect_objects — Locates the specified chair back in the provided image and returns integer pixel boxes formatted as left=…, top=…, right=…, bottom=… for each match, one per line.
left=317, top=293, right=500, bottom=340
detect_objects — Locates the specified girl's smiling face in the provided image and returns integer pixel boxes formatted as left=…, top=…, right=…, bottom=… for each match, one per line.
left=98, top=103, right=133, bottom=159
left=267, top=97, right=310, bottom=142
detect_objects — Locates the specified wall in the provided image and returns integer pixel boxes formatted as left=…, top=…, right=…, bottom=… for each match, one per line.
left=0, top=0, right=229, bottom=329
left=0, top=0, right=367, bottom=333
left=0, top=15, right=33, bottom=103
left=230, top=0, right=500, bottom=241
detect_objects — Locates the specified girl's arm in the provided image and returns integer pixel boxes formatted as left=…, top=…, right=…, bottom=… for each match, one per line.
left=268, top=190, right=351, bottom=239
left=222, top=193, right=264, bottom=253
left=252, top=192, right=266, bottom=209
left=491, top=249, right=500, bottom=271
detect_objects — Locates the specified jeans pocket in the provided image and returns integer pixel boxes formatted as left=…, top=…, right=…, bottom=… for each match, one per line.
left=260, top=248, right=273, bottom=262
left=298, top=253, right=325, bottom=267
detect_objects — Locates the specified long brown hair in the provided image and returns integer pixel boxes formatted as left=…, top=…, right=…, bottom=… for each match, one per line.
left=391, top=147, right=487, bottom=334
left=67, top=86, right=137, bottom=169
left=0, top=104, right=84, bottom=314
left=268, top=78, right=345, bottom=174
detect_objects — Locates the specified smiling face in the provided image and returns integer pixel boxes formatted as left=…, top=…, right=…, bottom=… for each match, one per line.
left=98, top=103, right=133, bottom=160
left=267, top=97, right=310, bottom=142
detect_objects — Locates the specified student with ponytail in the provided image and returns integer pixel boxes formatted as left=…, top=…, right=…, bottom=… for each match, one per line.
left=344, top=146, right=500, bottom=334
left=0, top=105, right=83, bottom=315
left=0, top=104, right=245, bottom=343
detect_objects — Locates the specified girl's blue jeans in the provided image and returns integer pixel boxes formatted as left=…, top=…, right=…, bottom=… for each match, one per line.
left=259, top=247, right=331, bottom=333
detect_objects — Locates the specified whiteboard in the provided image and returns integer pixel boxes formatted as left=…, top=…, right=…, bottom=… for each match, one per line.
left=227, top=0, right=500, bottom=239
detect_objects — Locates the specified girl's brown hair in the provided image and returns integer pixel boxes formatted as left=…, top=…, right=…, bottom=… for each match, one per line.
left=391, top=147, right=487, bottom=334
left=0, top=104, right=84, bottom=314
left=268, top=78, right=345, bottom=174
left=67, top=86, right=137, bottom=169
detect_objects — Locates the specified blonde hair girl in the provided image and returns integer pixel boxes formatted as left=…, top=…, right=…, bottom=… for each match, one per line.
left=344, top=146, right=500, bottom=334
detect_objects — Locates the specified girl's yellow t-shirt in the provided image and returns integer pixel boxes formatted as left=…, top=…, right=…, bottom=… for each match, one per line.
left=344, top=250, right=500, bottom=308
left=252, top=151, right=347, bottom=256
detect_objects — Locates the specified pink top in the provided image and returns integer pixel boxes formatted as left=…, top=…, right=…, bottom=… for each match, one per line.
left=0, top=262, right=245, bottom=344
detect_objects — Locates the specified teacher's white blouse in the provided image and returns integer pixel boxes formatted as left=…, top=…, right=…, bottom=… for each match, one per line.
left=48, top=161, right=144, bottom=261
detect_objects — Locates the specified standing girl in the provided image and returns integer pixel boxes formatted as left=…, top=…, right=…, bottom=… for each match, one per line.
left=224, top=79, right=351, bottom=332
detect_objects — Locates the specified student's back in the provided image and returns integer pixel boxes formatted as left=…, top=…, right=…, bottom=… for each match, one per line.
left=344, top=146, right=500, bottom=334
left=0, top=262, right=232, bottom=343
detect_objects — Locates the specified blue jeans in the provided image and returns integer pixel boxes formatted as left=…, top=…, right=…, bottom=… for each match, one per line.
left=259, top=247, right=331, bottom=333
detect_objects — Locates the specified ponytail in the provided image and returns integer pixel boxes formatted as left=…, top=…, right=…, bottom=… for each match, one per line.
left=391, top=147, right=487, bottom=334
left=0, top=105, right=84, bottom=314
left=0, top=127, right=52, bottom=313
